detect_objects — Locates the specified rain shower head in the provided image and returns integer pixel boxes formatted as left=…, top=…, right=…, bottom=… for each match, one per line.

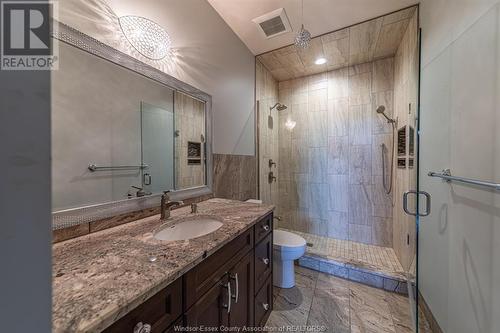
left=270, top=103, right=288, bottom=111
left=376, top=105, right=396, bottom=124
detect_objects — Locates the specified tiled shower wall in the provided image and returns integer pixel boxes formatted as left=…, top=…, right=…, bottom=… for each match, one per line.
left=276, top=58, right=395, bottom=247
left=393, top=12, right=419, bottom=271
left=175, top=91, right=206, bottom=190
left=256, top=60, right=279, bottom=205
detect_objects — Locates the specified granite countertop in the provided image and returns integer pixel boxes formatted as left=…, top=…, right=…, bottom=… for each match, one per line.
left=52, top=198, right=274, bottom=333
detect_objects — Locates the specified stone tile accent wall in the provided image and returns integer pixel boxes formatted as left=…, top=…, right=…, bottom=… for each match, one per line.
left=277, top=58, right=395, bottom=247
left=212, top=154, right=257, bottom=201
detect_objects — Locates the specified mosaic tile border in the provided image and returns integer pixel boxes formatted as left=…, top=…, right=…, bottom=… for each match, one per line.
left=53, top=194, right=213, bottom=243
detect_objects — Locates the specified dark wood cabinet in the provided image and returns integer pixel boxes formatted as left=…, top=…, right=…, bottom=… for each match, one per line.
left=103, top=278, right=182, bottom=333
left=255, top=214, right=272, bottom=243
left=254, top=276, right=273, bottom=327
left=185, top=275, right=230, bottom=332
left=104, top=212, right=273, bottom=332
left=184, top=228, right=254, bottom=310
left=228, top=251, right=254, bottom=328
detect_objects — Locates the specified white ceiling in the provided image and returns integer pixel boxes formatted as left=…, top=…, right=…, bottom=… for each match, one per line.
left=207, top=0, right=418, bottom=55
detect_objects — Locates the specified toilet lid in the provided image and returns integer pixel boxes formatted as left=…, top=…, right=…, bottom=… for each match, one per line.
left=274, top=230, right=306, bottom=248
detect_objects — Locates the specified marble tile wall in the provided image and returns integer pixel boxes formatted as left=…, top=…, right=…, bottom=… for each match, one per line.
left=392, top=11, right=419, bottom=271
left=256, top=60, right=280, bottom=206
left=277, top=58, right=395, bottom=247
left=212, top=154, right=257, bottom=201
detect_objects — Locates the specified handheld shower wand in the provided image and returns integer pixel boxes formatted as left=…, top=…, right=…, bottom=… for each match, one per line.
left=376, top=105, right=396, bottom=195
left=376, top=105, right=396, bottom=124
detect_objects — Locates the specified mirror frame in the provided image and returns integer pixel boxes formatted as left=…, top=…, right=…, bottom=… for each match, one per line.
left=51, top=21, right=213, bottom=230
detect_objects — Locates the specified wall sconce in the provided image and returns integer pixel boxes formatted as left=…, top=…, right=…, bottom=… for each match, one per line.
left=119, top=15, right=171, bottom=60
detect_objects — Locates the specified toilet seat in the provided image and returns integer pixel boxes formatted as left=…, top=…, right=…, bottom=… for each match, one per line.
left=273, top=230, right=306, bottom=250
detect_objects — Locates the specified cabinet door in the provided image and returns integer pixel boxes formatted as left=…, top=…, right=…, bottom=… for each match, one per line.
left=185, top=275, right=230, bottom=332
left=228, top=250, right=254, bottom=329
left=254, top=276, right=273, bottom=327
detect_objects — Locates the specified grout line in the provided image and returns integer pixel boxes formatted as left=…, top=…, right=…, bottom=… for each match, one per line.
left=305, top=269, right=320, bottom=326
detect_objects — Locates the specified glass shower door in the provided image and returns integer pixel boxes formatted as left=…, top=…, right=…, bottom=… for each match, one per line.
left=141, top=101, right=175, bottom=194
left=417, top=3, right=500, bottom=333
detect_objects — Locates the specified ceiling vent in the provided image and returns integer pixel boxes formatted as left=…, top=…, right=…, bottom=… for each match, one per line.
left=252, top=8, right=292, bottom=39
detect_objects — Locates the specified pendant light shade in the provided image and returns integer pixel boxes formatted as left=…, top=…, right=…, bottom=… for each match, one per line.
left=294, top=0, right=311, bottom=49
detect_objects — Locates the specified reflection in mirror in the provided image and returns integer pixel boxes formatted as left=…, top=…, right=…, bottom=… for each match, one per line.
left=141, top=102, right=175, bottom=194
left=52, top=42, right=178, bottom=211
left=174, top=91, right=206, bottom=190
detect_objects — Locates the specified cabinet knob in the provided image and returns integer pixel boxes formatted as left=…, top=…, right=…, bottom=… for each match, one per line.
left=261, top=258, right=270, bottom=265
left=262, top=225, right=270, bottom=231
left=262, top=303, right=269, bottom=311
left=134, top=322, right=152, bottom=333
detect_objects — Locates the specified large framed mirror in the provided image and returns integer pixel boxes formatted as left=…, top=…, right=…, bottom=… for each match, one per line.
left=51, top=22, right=212, bottom=230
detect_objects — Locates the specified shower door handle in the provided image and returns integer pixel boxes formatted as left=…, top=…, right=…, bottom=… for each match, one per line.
left=403, top=191, right=431, bottom=217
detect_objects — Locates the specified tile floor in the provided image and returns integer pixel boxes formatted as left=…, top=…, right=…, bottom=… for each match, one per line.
left=285, top=229, right=406, bottom=279
left=266, top=267, right=431, bottom=333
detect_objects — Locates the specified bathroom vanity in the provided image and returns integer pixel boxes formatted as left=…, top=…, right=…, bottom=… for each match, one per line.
left=52, top=199, right=274, bottom=332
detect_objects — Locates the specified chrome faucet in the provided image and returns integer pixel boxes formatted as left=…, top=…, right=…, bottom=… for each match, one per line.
left=160, top=191, right=183, bottom=220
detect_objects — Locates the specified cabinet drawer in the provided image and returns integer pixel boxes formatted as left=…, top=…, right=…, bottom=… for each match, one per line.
left=103, top=278, right=182, bottom=333
left=254, top=276, right=272, bottom=327
left=184, top=228, right=254, bottom=310
left=254, top=213, right=273, bottom=244
left=254, top=233, right=272, bottom=293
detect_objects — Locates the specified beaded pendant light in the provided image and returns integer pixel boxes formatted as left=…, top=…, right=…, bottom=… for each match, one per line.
left=294, top=0, right=311, bottom=49
left=119, top=16, right=171, bottom=60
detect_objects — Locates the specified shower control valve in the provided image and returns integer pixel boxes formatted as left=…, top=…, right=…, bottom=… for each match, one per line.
left=268, top=172, right=277, bottom=183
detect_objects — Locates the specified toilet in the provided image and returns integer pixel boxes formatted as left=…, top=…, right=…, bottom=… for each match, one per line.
left=273, top=229, right=306, bottom=288
left=245, top=200, right=307, bottom=288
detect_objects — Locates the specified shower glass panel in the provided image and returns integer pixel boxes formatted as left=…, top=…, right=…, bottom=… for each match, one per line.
left=141, top=101, right=175, bottom=194
left=418, top=3, right=500, bottom=333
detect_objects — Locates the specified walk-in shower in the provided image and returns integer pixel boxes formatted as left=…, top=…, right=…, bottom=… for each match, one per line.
left=256, top=4, right=421, bottom=330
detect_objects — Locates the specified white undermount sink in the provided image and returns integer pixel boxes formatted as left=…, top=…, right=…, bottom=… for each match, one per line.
left=153, top=217, right=223, bottom=241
